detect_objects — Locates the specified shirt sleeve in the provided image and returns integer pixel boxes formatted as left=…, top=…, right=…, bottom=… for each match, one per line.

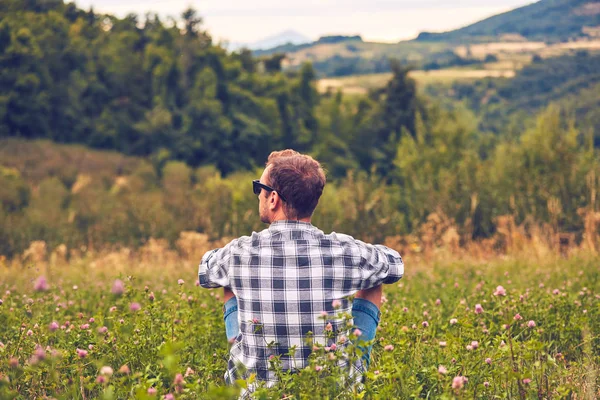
left=198, top=240, right=237, bottom=289
left=354, top=240, right=404, bottom=290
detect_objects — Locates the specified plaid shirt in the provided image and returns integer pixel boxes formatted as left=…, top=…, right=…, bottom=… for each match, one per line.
left=198, top=221, right=404, bottom=391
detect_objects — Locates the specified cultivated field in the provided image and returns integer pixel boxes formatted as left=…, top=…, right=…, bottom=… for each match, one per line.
left=0, top=244, right=598, bottom=399
left=317, top=69, right=516, bottom=95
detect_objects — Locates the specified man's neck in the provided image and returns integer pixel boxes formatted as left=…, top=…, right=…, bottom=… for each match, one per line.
left=270, top=216, right=312, bottom=224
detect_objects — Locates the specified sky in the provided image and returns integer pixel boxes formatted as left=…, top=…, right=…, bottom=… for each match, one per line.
left=71, top=0, right=535, bottom=45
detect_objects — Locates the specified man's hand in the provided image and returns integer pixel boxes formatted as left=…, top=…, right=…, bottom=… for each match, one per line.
left=223, top=287, right=235, bottom=303
left=355, top=285, right=382, bottom=308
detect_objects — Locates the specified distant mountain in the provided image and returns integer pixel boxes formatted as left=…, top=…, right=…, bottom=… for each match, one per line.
left=416, top=0, right=600, bottom=43
left=229, top=30, right=311, bottom=52
left=254, top=35, right=363, bottom=56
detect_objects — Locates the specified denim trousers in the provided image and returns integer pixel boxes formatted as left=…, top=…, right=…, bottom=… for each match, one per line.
left=223, top=296, right=380, bottom=369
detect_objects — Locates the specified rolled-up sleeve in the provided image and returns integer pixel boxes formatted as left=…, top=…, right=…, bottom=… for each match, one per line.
left=356, top=241, right=404, bottom=290
left=198, top=240, right=236, bottom=289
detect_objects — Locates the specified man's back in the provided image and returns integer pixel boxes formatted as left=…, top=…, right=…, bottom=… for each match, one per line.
left=199, top=220, right=404, bottom=386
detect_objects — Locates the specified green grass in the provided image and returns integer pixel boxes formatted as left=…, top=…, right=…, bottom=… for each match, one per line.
left=0, top=254, right=598, bottom=398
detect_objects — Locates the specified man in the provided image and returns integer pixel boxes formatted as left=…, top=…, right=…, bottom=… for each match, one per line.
left=199, top=150, right=404, bottom=392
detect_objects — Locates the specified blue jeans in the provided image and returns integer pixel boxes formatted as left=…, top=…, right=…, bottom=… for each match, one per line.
left=223, top=297, right=380, bottom=369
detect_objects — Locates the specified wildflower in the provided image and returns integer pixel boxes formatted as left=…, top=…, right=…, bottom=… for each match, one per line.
left=100, top=366, right=113, bottom=376
left=450, top=318, right=458, bottom=325
left=129, top=302, right=141, bottom=312
left=485, top=358, right=492, bottom=365
left=80, top=324, right=90, bottom=330
left=0, top=299, right=3, bottom=305
left=164, top=394, right=174, bottom=400
left=9, top=357, right=19, bottom=368
left=527, top=320, right=536, bottom=328
left=500, top=340, right=506, bottom=348
left=439, top=341, right=447, bottom=347
left=552, top=289, right=560, bottom=295
left=353, top=329, right=362, bottom=337
left=466, top=345, right=473, bottom=351
left=89, top=318, right=95, bottom=323
left=435, top=298, right=441, bottom=305
left=98, top=326, right=108, bottom=334
left=332, top=299, right=342, bottom=309
left=422, top=321, right=429, bottom=328
left=33, top=345, right=45, bottom=362
left=330, top=343, right=337, bottom=351
left=111, top=280, right=125, bottom=295
left=149, top=292, right=155, bottom=301
left=493, top=285, right=506, bottom=296
left=471, top=341, right=479, bottom=349
left=484, top=381, right=490, bottom=387
left=315, top=365, right=323, bottom=371
left=325, top=322, right=332, bottom=331
left=49, top=321, right=59, bottom=332
left=96, top=375, right=107, bottom=384
left=88, top=344, right=94, bottom=351
left=26, top=330, right=33, bottom=336
left=148, top=387, right=157, bottom=395
left=438, top=365, right=447, bottom=374
left=374, top=370, right=380, bottom=375
left=513, top=313, right=523, bottom=321
left=452, top=376, right=466, bottom=390
left=73, top=285, right=78, bottom=290
left=252, top=318, right=259, bottom=324
left=0, top=342, right=3, bottom=348
left=403, top=307, right=408, bottom=312
left=34, top=277, right=49, bottom=292
left=474, top=304, right=484, bottom=314
left=118, top=365, right=130, bottom=374
left=523, top=378, right=531, bottom=384
left=76, top=348, right=88, bottom=358
left=185, top=367, right=195, bottom=377
left=173, top=373, right=184, bottom=385
left=384, top=344, right=394, bottom=351
left=109, top=306, right=117, bottom=312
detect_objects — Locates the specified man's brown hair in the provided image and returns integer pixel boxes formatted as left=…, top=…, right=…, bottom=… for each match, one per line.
left=266, top=150, right=326, bottom=219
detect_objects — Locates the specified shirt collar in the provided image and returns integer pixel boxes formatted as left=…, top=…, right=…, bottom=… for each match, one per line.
left=268, top=220, right=316, bottom=233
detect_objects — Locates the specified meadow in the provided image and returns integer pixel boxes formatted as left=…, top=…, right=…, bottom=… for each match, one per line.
left=0, top=238, right=598, bottom=399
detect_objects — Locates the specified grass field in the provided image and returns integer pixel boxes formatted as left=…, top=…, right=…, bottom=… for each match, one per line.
left=0, top=248, right=598, bottom=399
left=317, top=68, right=516, bottom=95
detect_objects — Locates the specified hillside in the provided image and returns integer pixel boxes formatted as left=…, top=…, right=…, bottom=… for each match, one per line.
left=416, top=0, right=600, bottom=43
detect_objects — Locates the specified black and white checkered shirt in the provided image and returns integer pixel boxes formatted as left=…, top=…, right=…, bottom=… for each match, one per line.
left=198, top=220, right=404, bottom=391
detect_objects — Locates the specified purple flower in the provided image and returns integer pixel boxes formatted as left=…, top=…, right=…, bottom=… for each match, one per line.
left=523, top=378, right=532, bottom=384
left=452, top=376, right=466, bottom=390
left=485, top=357, right=492, bottom=365
left=474, top=304, right=484, bottom=314
left=111, top=280, right=125, bottom=295
left=438, top=365, right=447, bottom=374
left=422, top=321, right=429, bottom=328
left=148, top=387, right=157, bottom=395
left=49, top=321, right=59, bottom=332
left=384, top=344, right=394, bottom=351
left=332, top=299, right=342, bottom=309
left=471, top=341, right=479, bottom=349
left=514, top=313, right=523, bottom=321
left=450, top=318, right=458, bottom=325
left=129, top=302, right=141, bottom=312
left=527, top=320, right=536, bottom=328
left=76, top=348, right=88, bottom=358
left=177, top=279, right=184, bottom=285
left=493, top=285, right=507, bottom=296
left=34, top=276, right=49, bottom=292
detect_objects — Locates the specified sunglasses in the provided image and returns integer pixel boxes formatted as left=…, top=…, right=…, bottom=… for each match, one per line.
left=252, top=180, right=287, bottom=202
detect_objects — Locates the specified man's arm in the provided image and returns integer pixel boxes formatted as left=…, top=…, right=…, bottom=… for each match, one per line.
left=198, top=241, right=236, bottom=289
left=355, top=241, right=404, bottom=290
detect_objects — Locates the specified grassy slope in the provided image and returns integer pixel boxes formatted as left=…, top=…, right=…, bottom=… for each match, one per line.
left=416, top=0, right=600, bottom=42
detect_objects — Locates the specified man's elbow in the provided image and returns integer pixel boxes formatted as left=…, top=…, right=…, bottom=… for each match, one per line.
left=383, top=260, right=404, bottom=284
